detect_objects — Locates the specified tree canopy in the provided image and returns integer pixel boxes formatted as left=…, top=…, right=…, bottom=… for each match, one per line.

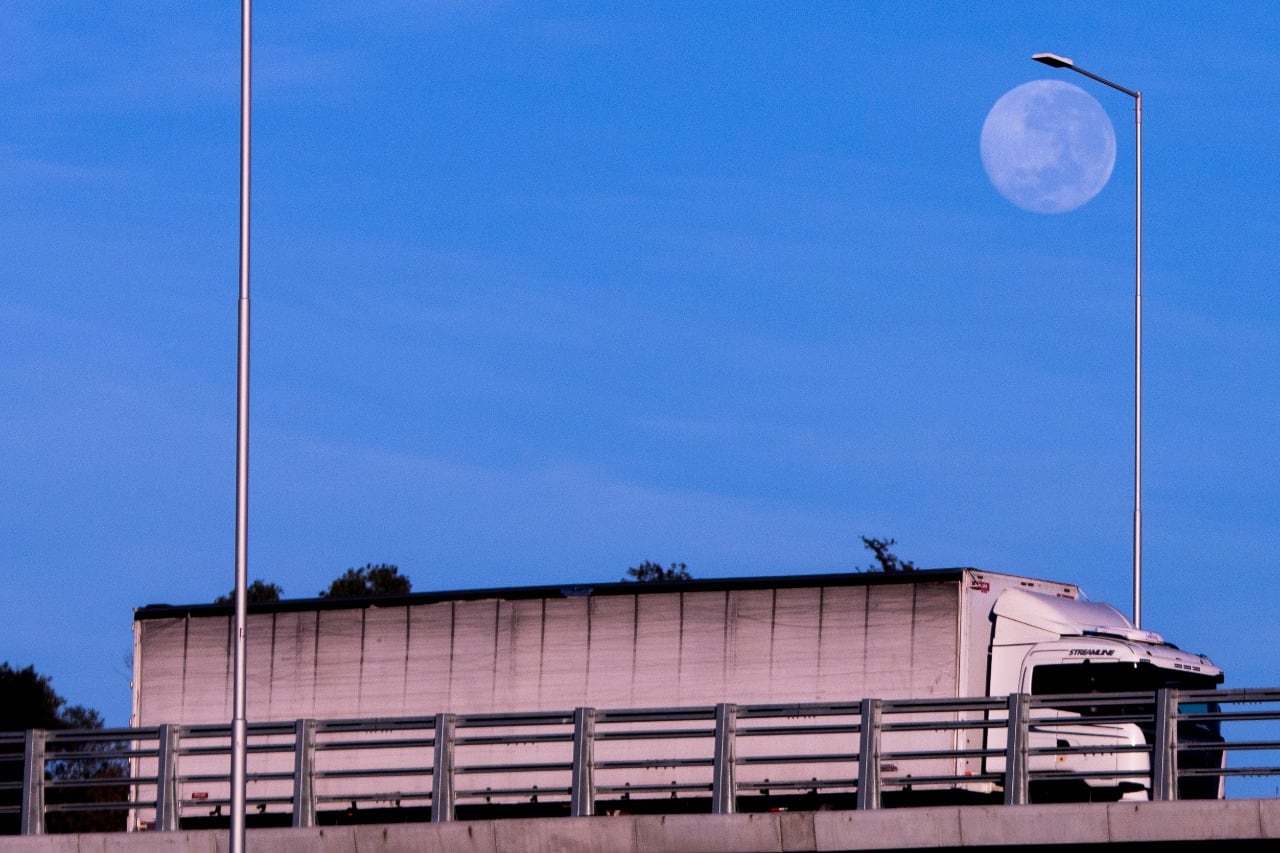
left=860, top=536, right=917, bottom=572
left=0, top=663, right=126, bottom=832
left=623, top=561, right=693, bottom=583
left=320, top=563, right=411, bottom=598
left=214, top=579, right=283, bottom=605
left=210, top=564, right=415, bottom=603
left=0, top=663, right=74, bottom=732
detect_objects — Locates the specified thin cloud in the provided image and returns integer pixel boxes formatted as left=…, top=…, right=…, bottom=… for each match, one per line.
left=0, top=145, right=127, bottom=188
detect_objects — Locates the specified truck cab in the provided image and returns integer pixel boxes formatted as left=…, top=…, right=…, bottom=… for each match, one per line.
left=986, top=588, right=1223, bottom=800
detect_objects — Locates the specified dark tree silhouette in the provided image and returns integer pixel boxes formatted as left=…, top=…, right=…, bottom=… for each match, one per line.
left=320, top=564, right=411, bottom=598
left=0, top=663, right=64, bottom=732
left=623, top=561, right=692, bottom=583
left=214, top=579, right=283, bottom=604
left=860, top=537, right=917, bottom=572
left=0, top=664, right=128, bottom=834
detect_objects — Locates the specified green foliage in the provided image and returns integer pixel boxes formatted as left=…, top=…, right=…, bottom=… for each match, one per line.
left=860, top=536, right=917, bottom=572
left=623, top=561, right=693, bottom=583
left=214, top=579, right=283, bottom=605
left=320, top=563, right=411, bottom=598
left=0, top=663, right=128, bottom=833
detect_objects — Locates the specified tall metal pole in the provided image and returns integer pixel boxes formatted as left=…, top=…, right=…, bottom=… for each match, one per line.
left=1032, top=53, right=1143, bottom=627
left=231, top=0, right=252, bottom=850
left=1133, top=91, right=1142, bottom=629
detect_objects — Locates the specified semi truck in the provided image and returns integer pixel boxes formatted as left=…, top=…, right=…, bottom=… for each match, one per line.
left=130, top=568, right=1222, bottom=820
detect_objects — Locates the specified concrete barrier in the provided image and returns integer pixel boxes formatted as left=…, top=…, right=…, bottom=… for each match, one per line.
left=3, top=800, right=1280, bottom=852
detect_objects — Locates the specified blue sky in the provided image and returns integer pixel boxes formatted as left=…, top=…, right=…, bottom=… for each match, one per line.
left=3, top=2, right=1278, bottom=732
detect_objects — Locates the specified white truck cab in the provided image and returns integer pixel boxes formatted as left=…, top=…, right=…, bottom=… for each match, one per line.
left=987, top=588, right=1223, bottom=799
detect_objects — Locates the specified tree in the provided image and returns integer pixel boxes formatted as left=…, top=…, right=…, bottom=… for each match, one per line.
left=0, top=664, right=128, bottom=833
left=320, top=563, right=411, bottom=598
left=0, top=663, right=64, bottom=732
left=860, top=536, right=917, bottom=572
left=623, top=561, right=693, bottom=583
left=214, top=579, right=283, bottom=605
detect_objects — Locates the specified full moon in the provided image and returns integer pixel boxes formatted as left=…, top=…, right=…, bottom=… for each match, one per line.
left=981, top=79, right=1116, bottom=214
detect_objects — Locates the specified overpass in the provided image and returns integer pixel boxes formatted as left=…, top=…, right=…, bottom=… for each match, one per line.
left=5, top=687, right=1280, bottom=846
left=2, top=799, right=1280, bottom=852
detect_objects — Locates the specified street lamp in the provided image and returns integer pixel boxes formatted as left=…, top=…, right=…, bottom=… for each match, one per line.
left=1032, top=52, right=1143, bottom=628
left=231, top=1, right=253, bottom=852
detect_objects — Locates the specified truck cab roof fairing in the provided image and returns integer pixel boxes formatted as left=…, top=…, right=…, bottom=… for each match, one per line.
left=993, top=587, right=1166, bottom=645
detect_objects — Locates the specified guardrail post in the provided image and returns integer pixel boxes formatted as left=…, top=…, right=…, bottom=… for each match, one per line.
left=1151, top=687, right=1178, bottom=801
left=712, top=703, right=737, bottom=814
left=20, top=729, right=45, bottom=836
left=570, top=707, right=596, bottom=817
left=292, top=719, right=317, bottom=827
left=431, top=713, right=456, bottom=823
left=857, top=698, right=882, bottom=810
left=155, top=724, right=181, bottom=831
left=1003, top=693, right=1030, bottom=805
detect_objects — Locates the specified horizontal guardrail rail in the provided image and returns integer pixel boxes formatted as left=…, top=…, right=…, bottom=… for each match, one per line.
left=2, top=687, right=1279, bottom=835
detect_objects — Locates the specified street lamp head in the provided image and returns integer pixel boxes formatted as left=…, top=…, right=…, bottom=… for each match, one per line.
left=1032, top=52, right=1074, bottom=69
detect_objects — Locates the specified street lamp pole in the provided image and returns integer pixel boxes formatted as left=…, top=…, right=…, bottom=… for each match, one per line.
left=231, top=1, right=252, bottom=851
left=1032, top=52, right=1143, bottom=628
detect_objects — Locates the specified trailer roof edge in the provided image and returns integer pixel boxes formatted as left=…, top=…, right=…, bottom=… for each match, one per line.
left=132, top=567, right=1040, bottom=621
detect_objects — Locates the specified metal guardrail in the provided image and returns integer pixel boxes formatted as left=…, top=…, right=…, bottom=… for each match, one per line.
left=2, top=687, right=1279, bottom=835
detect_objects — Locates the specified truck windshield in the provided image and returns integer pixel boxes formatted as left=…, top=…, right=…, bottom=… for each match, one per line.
left=1031, top=661, right=1219, bottom=699
left=1030, top=661, right=1220, bottom=735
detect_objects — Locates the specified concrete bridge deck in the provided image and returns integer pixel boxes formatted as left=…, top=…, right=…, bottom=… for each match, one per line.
left=3, top=799, right=1280, bottom=852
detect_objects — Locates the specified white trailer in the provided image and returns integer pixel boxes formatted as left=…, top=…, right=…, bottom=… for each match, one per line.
left=130, top=568, right=1221, bottom=821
